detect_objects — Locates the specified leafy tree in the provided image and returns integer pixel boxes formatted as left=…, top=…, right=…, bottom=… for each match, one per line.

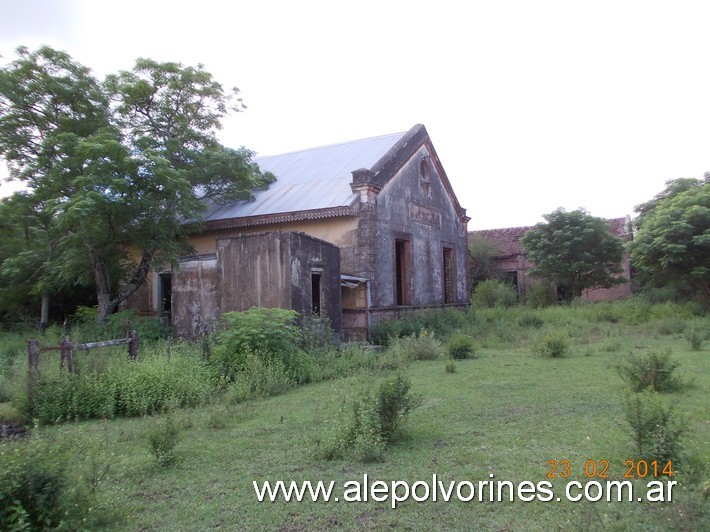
left=631, top=175, right=710, bottom=301
left=0, top=46, right=274, bottom=323
left=521, top=208, right=625, bottom=301
left=468, top=234, right=500, bottom=286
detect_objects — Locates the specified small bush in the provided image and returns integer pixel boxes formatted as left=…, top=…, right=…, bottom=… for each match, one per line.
left=518, top=313, right=544, bottom=329
left=656, top=318, right=687, bottom=336
left=321, top=375, right=419, bottom=462
left=447, top=334, right=477, bottom=359
left=684, top=324, right=706, bottom=351
left=471, top=280, right=518, bottom=308
left=147, top=415, right=180, bottom=466
left=0, top=436, right=95, bottom=529
left=622, top=390, right=684, bottom=464
left=525, top=281, right=557, bottom=308
left=387, top=330, right=445, bottom=361
left=299, top=315, right=340, bottom=352
left=445, top=359, right=457, bottom=373
left=616, top=349, right=682, bottom=393
left=532, top=333, right=568, bottom=358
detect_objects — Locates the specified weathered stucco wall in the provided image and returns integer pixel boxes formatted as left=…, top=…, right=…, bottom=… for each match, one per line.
left=217, top=233, right=290, bottom=311
left=190, top=217, right=358, bottom=256
left=171, top=255, right=220, bottom=338
left=363, top=144, right=469, bottom=309
left=169, top=232, right=343, bottom=337
left=287, top=232, right=342, bottom=333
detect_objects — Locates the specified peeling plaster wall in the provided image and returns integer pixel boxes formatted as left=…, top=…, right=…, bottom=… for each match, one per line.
left=367, top=145, right=469, bottom=309
left=169, top=232, right=342, bottom=337
left=287, top=232, right=342, bottom=333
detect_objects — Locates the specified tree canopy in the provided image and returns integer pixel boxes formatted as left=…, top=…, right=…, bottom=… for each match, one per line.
left=631, top=175, right=710, bottom=301
left=0, top=46, right=274, bottom=324
left=520, top=208, right=626, bottom=301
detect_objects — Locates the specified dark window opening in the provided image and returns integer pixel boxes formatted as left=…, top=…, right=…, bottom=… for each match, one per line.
left=395, top=239, right=409, bottom=306
left=159, top=273, right=172, bottom=320
left=311, top=273, right=322, bottom=315
left=443, top=247, right=455, bottom=303
left=503, top=271, right=521, bottom=302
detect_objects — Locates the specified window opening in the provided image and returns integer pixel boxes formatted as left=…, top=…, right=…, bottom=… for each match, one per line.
left=395, top=239, right=409, bottom=305
left=159, top=273, right=172, bottom=320
left=311, top=272, right=322, bottom=315
left=443, top=247, right=455, bottom=303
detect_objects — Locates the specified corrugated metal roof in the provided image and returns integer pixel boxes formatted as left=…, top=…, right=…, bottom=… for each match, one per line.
left=204, top=131, right=408, bottom=222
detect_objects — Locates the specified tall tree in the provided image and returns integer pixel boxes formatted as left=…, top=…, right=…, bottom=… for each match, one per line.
left=0, top=46, right=274, bottom=323
left=631, top=175, right=710, bottom=300
left=521, top=208, right=625, bottom=301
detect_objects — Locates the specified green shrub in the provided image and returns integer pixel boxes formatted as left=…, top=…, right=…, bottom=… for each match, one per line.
left=518, top=313, right=544, bottom=329
left=684, top=323, right=706, bottom=351
left=299, top=315, right=340, bottom=351
left=532, top=333, right=568, bottom=358
left=471, top=279, right=518, bottom=309
left=72, top=307, right=172, bottom=343
left=0, top=436, right=95, bottom=529
left=447, top=334, right=477, bottom=359
left=147, top=415, right=180, bottom=466
left=525, top=281, right=557, bottom=308
left=370, top=309, right=472, bottom=345
left=616, top=349, right=682, bottom=393
left=445, top=359, right=457, bottom=373
left=213, top=308, right=305, bottom=382
left=387, top=330, right=445, bottom=361
left=224, top=350, right=295, bottom=403
left=622, top=390, right=684, bottom=464
left=321, top=375, right=419, bottom=462
left=656, top=318, right=687, bottom=336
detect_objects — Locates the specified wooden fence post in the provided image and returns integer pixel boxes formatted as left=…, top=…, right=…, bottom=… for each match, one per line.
left=28, top=339, right=40, bottom=381
left=128, top=330, right=139, bottom=360
left=28, top=339, right=40, bottom=410
left=60, top=337, right=73, bottom=373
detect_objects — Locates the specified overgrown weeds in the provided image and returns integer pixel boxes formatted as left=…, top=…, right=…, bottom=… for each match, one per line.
left=622, top=390, right=684, bottom=464
left=320, top=375, right=419, bottom=462
left=387, top=330, right=445, bottom=361
left=147, top=414, right=180, bottom=466
left=616, top=349, right=683, bottom=393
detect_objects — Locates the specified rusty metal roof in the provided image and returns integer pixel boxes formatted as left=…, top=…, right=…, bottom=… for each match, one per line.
left=204, top=130, right=409, bottom=222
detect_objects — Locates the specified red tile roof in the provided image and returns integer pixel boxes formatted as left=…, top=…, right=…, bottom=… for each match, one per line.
left=470, top=216, right=631, bottom=257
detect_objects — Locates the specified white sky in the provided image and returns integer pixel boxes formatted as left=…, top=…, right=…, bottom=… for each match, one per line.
left=1, top=0, right=708, bottom=229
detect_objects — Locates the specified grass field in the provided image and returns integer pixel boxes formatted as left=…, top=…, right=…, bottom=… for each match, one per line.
left=1, top=303, right=708, bottom=530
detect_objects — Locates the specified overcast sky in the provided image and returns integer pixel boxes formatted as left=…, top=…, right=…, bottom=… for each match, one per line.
left=1, top=0, right=708, bottom=229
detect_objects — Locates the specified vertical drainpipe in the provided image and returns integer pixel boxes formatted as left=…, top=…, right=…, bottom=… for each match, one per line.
left=366, top=279, right=372, bottom=343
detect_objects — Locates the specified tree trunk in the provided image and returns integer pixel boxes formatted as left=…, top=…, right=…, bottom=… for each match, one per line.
left=91, top=249, right=115, bottom=324
left=39, top=291, right=49, bottom=331
left=92, top=244, right=158, bottom=324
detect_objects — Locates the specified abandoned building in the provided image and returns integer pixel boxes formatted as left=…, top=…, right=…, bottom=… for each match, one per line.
left=125, top=124, right=470, bottom=339
left=470, top=216, right=633, bottom=303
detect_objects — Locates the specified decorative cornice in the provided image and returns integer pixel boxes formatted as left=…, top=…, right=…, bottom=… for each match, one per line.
left=204, top=206, right=355, bottom=231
